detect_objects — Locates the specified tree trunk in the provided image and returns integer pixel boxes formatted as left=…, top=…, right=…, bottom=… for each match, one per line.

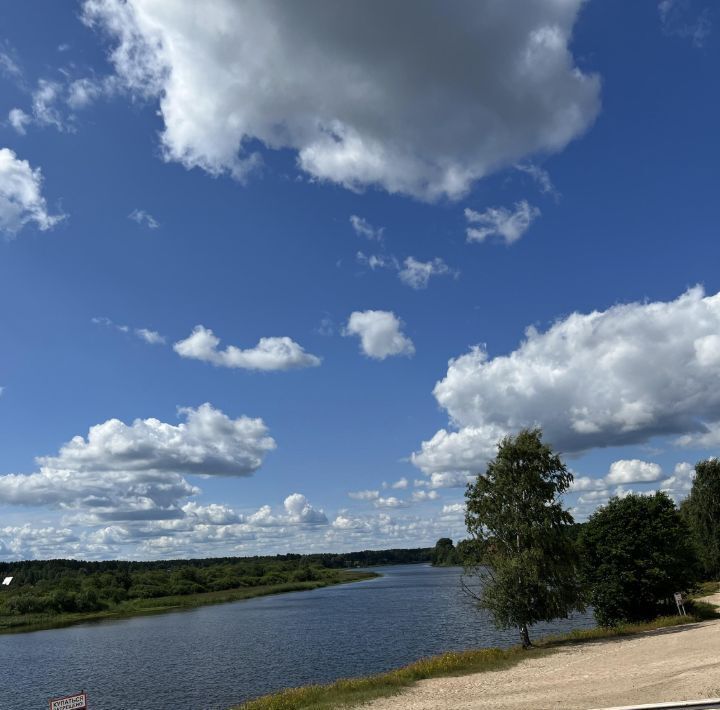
left=520, top=623, right=532, bottom=649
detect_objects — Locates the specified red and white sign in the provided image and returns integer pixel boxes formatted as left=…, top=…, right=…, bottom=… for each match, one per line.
left=49, top=692, right=87, bottom=710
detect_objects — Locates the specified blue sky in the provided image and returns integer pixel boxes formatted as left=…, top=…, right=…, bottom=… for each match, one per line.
left=0, top=0, right=719, bottom=559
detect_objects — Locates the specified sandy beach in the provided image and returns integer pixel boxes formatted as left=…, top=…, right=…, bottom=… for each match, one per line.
left=359, top=594, right=720, bottom=710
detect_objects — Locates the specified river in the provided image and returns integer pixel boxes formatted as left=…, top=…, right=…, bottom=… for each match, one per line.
left=0, top=564, right=595, bottom=709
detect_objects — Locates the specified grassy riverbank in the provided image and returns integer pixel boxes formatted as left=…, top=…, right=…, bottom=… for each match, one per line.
left=0, top=570, right=377, bottom=635
left=235, top=598, right=719, bottom=710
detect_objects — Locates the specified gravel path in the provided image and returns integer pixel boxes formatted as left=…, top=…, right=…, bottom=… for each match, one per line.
left=359, top=594, right=720, bottom=710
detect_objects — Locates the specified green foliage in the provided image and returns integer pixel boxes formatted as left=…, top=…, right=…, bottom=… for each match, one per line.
left=430, top=538, right=459, bottom=566
left=455, top=538, right=483, bottom=566
left=682, top=458, right=720, bottom=577
left=464, top=428, right=583, bottom=647
left=578, top=491, right=699, bottom=626
left=0, top=549, right=427, bottom=631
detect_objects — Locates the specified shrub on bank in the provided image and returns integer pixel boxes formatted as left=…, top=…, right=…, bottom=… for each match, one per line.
left=578, top=492, right=699, bottom=626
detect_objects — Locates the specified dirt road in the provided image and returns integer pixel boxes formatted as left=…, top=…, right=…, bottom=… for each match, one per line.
left=360, top=594, right=720, bottom=710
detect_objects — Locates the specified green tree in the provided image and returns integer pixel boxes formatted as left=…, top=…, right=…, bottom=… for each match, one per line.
left=578, top=492, right=698, bottom=627
left=464, top=428, right=582, bottom=648
left=456, top=538, right=483, bottom=566
left=682, top=458, right=720, bottom=577
left=431, top=538, right=457, bottom=566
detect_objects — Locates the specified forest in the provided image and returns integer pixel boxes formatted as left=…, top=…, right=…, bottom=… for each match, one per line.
left=0, top=547, right=431, bottom=625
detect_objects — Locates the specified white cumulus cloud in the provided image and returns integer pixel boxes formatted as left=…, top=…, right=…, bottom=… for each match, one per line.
left=283, top=493, right=328, bottom=525
left=605, top=459, right=663, bottom=485
left=660, top=462, right=696, bottom=499
left=0, top=148, right=64, bottom=238
left=82, top=0, right=599, bottom=200
left=414, top=287, right=720, bottom=475
left=344, top=310, right=414, bottom=360
left=174, top=325, right=321, bottom=371
left=0, top=404, right=275, bottom=521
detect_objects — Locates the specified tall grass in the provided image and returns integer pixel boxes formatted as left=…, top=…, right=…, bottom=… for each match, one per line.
left=233, top=647, right=535, bottom=710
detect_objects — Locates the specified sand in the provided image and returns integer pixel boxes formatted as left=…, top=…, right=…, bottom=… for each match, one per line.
left=359, top=593, right=720, bottom=710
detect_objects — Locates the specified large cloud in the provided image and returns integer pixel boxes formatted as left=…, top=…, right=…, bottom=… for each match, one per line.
left=0, top=403, right=275, bottom=520
left=174, top=326, right=321, bottom=371
left=0, top=148, right=64, bottom=238
left=414, top=287, right=720, bottom=474
left=82, top=0, right=600, bottom=200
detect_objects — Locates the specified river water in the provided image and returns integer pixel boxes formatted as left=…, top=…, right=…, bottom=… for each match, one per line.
left=0, top=564, right=595, bottom=709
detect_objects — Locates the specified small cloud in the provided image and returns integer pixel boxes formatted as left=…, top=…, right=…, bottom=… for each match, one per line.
left=356, top=251, right=457, bottom=290
left=344, top=310, right=414, bottom=360
left=373, top=496, right=409, bottom=509
left=411, top=490, right=439, bottom=502
left=30, top=80, right=67, bottom=131
left=174, top=325, right=321, bottom=371
left=465, top=200, right=540, bottom=245
left=348, top=489, right=380, bottom=501
left=7, top=108, right=30, bottom=135
left=0, top=148, right=65, bottom=239
left=414, top=472, right=474, bottom=489
left=93, top=317, right=166, bottom=346
left=569, top=476, right=607, bottom=493
left=350, top=215, right=384, bottom=241
left=128, top=209, right=160, bottom=229
left=398, top=257, right=456, bottom=290
left=356, top=251, right=398, bottom=271
left=67, top=78, right=105, bottom=110
left=515, top=163, right=560, bottom=200
left=134, top=328, right=166, bottom=345
left=659, top=0, right=711, bottom=47
left=315, top=315, right=335, bottom=337
left=0, top=49, right=23, bottom=81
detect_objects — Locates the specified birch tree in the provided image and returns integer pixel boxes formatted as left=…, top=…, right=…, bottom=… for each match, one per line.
left=464, top=428, right=582, bottom=648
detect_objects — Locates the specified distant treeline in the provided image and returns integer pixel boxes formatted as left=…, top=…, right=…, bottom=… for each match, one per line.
left=0, top=548, right=431, bottom=618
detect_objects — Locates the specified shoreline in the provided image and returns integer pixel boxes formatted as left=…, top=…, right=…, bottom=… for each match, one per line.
left=235, top=592, right=720, bottom=710
left=360, top=612, right=720, bottom=710
left=0, top=569, right=378, bottom=636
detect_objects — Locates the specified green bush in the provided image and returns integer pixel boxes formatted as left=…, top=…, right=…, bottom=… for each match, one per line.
left=579, top=492, right=699, bottom=626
